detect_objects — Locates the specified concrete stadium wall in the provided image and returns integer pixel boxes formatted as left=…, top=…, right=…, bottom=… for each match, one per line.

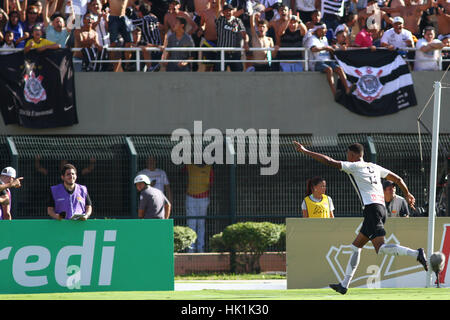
left=0, top=72, right=449, bottom=136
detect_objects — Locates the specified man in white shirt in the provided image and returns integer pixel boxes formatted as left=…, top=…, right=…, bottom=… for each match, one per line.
left=293, top=141, right=428, bottom=295
left=380, top=16, right=414, bottom=50
left=414, top=26, right=445, bottom=71
left=137, top=156, right=173, bottom=206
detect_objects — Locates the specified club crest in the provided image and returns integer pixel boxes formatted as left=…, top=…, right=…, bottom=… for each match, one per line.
left=23, top=61, right=47, bottom=104
left=354, top=67, right=383, bottom=103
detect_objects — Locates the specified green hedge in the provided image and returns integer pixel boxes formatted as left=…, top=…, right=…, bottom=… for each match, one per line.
left=210, top=222, right=285, bottom=273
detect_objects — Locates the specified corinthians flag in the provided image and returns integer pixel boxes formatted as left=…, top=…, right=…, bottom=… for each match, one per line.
left=334, top=49, right=417, bottom=117
left=0, top=48, right=77, bottom=128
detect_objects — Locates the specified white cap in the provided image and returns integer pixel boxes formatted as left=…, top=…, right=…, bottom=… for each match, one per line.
left=392, top=16, right=404, bottom=24
left=1, top=167, right=16, bottom=178
left=134, top=174, right=151, bottom=185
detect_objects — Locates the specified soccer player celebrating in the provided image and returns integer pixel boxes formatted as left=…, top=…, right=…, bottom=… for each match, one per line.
left=293, top=141, right=428, bottom=294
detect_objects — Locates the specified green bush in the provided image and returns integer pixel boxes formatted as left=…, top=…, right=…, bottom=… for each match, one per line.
left=209, top=232, right=227, bottom=252
left=173, top=226, right=197, bottom=253
left=274, top=224, right=286, bottom=252
left=218, top=222, right=283, bottom=273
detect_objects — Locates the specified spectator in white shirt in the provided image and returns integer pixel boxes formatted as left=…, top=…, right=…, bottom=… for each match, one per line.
left=137, top=156, right=173, bottom=206
left=380, top=16, right=414, bottom=50
left=414, top=26, right=445, bottom=71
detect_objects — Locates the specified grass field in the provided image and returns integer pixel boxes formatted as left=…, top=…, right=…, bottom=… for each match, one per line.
left=1, top=287, right=449, bottom=300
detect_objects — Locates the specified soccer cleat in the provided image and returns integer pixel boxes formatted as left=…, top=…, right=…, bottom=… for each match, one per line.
left=417, top=248, right=428, bottom=272
left=329, top=283, right=348, bottom=295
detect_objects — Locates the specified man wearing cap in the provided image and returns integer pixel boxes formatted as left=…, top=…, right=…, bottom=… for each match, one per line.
left=380, top=0, right=433, bottom=37
left=383, top=180, right=410, bottom=218
left=215, top=3, right=249, bottom=71
left=24, top=25, right=61, bottom=53
left=380, top=16, right=414, bottom=50
left=134, top=174, right=171, bottom=219
left=0, top=167, right=22, bottom=220
left=47, top=164, right=92, bottom=221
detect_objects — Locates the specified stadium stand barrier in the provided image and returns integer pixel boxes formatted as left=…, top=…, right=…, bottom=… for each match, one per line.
left=1, top=47, right=449, bottom=72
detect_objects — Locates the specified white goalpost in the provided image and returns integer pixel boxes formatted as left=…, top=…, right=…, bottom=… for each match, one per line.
left=426, top=81, right=442, bottom=288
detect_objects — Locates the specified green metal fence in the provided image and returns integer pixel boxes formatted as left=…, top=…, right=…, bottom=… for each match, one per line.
left=1, top=134, right=448, bottom=251
left=10, top=136, right=131, bottom=219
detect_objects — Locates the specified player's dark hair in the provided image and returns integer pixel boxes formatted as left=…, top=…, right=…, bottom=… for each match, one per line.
left=347, top=143, right=364, bottom=155
left=61, top=163, right=77, bottom=176
left=305, top=176, right=325, bottom=197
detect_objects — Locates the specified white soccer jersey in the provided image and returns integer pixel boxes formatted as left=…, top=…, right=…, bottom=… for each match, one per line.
left=340, top=161, right=391, bottom=207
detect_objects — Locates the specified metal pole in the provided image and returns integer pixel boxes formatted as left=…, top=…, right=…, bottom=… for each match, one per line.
left=6, top=137, right=19, bottom=216
left=426, top=81, right=442, bottom=287
left=126, top=137, right=138, bottom=218
left=136, top=49, right=141, bottom=72
left=220, top=50, right=225, bottom=72
left=225, top=137, right=237, bottom=225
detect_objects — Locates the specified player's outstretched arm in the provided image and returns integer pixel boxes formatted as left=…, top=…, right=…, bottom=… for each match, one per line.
left=385, top=172, right=416, bottom=209
left=293, top=141, right=342, bottom=169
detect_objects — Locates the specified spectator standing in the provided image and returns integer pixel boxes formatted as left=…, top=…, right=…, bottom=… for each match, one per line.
left=185, top=163, right=213, bottom=252
left=277, top=14, right=307, bottom=72
left=163, top=0, right=198, bottom=36
left=414, top=26, right=445, bottom=70
left=137, top=156, right=173, bottom=206
left=24, top=5, right=45, bottom=37
left=134, top=174, right=171, bottom=219
left=47, top=164, right=93, bottom=221
left=215, top=4, right=249, bottom=71
left=435, top=0, right=450, bottom=36
left=198, top=0, right=220, bottom=71
left=291, top=0, right=317, bottom=23
left=320, top=0, right=346, bottom=38
left=75, top=13, right=106, bottom=71
left=88, top=0, right=110, bottom=48
left=65, top=0, right=89, bottom=24
left=162, top=16, right=195, bottom=71
left=249, top=12, right=276, bottom=71
left=4, top=11, right=28, bottom=48
left=301, top=176, right=335, bottom=218
left=0, top=167, right=22, bottom=220
left=132, top=2, right=163, bottom=72
left=380, top=0, right=432, bottom=37
left=108, top=0, right=133, bottom=72
left=383, top=180, right=410, bottom=217
left=24, top=24, right=60, bottom=52
left=44, top=1, right=71, bottom=47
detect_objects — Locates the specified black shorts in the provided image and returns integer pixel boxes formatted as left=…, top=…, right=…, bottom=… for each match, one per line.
left=360, top=203, right=387, bottom=240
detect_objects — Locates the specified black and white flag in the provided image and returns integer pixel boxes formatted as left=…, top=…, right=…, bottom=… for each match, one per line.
left=0, top=48, right=78, bottom=128
left=334, top=49, right=417, bottom=116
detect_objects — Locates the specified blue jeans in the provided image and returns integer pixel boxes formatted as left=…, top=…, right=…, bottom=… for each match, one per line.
left=314, top=61, right=338, bottom=72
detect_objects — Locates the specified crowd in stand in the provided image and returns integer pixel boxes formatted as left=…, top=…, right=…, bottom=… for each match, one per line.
left=0, top=0, right=449, bottom=72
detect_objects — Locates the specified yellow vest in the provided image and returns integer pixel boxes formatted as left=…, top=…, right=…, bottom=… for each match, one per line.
left=304, top=195, right=331, bottom=218
left=186, top=164, right=212, bottom=197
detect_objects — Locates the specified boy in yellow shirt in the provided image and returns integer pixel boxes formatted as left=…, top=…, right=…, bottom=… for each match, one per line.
left=24, top=25, right=60, bottom=53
